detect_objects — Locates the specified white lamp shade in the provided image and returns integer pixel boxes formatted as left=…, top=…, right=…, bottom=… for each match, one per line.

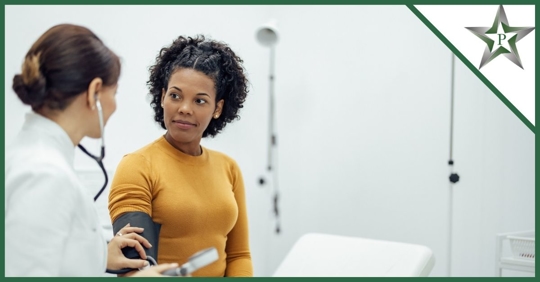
left=256, top=20, right=279, bottom=47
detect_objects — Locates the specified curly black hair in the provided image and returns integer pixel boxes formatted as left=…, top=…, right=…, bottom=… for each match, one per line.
left=147, top=35, right=248, bottom=138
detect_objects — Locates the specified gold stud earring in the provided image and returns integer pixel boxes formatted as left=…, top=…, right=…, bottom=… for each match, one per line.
left=214, top=114, right=219, bottom=119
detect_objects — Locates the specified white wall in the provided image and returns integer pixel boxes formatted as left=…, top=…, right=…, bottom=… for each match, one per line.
left=266, top=5, right=453, bottom=276
left=451, top=57, right=535, bottom=276
left=4, top=5, right=273, bottom=276
left=4, top=5, right=534, bottom=277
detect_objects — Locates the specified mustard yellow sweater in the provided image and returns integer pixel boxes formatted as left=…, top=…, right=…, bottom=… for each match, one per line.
left=108, top=136, right=252, bottom=277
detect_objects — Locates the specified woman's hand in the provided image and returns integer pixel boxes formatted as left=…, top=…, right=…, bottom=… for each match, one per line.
left=107, top=223, right=153, bottom=270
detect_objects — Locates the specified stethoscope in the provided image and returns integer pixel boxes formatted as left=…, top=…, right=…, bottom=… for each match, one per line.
left=77, top=99, right=108, bottom=202
left=80, top=99, right=156, bottom=275
left=77, top=99, right=157, bottom=275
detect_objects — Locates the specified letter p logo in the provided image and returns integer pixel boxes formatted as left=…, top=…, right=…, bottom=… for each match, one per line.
left=498, top=34, right=507, bottom=45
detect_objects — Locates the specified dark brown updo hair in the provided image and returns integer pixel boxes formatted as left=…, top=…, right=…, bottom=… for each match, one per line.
left=12, top=24, right=121, bottom=111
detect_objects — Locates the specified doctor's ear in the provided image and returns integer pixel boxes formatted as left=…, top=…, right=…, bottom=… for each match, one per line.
left=87, top=78, right=103, bottom=110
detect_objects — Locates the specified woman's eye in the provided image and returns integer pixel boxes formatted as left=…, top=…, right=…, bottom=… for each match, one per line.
left=170, top=93, right=179, bottom=99
left=196, top=99, right=207, bottom=104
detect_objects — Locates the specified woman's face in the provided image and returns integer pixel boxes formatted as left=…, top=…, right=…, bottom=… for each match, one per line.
left=161, top=68, right=223, bottom=148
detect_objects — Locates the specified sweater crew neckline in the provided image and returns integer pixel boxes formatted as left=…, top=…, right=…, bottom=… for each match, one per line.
left=156, top=135, right=209, bottom=166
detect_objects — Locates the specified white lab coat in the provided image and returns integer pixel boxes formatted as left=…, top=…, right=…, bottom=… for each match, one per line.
left=5, top=112, right=107, bottom=276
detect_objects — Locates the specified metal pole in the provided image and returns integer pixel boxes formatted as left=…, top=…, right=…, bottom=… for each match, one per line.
left=449, top=55, right=455, bottom=163
left=268, top=46, right=275, bottom=172
left=447, top=54, right=456, bottom=277
left=267, top=46, right=280, bottom=234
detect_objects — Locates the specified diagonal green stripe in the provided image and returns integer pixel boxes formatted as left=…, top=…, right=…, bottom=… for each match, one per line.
left=407, top=5, right=535, bottom=134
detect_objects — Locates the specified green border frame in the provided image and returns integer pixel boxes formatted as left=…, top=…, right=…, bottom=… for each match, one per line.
left=1, top=1, right=536, bottom=280
left=1, top=0, right=539, bottom=4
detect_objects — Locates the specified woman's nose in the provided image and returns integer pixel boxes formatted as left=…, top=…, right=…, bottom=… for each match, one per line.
left=178, top=100, right=193, bottom=115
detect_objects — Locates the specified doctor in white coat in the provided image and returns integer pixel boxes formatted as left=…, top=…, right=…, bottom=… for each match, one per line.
left=5, top=24, right=178, bottom=277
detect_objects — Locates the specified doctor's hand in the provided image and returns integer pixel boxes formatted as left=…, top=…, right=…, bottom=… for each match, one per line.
left=114, top=223, right=147, bottom=239
left=106, top=228, right=153, bottom=271
left=126, top=263, right=181, bottom=277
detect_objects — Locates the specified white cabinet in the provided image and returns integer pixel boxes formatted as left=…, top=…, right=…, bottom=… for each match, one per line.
left=496, top=231, right=535, bottom=276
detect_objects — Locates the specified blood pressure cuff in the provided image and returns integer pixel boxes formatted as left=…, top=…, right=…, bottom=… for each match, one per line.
left=108, top=211, right=161, bottom=274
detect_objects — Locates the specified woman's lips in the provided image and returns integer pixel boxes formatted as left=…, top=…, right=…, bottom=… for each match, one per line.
left=173, top=120, right=196, bottom=129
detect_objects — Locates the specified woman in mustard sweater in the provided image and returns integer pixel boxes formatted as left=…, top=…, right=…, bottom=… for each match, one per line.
left=108, top=35, right=252, bottom=277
